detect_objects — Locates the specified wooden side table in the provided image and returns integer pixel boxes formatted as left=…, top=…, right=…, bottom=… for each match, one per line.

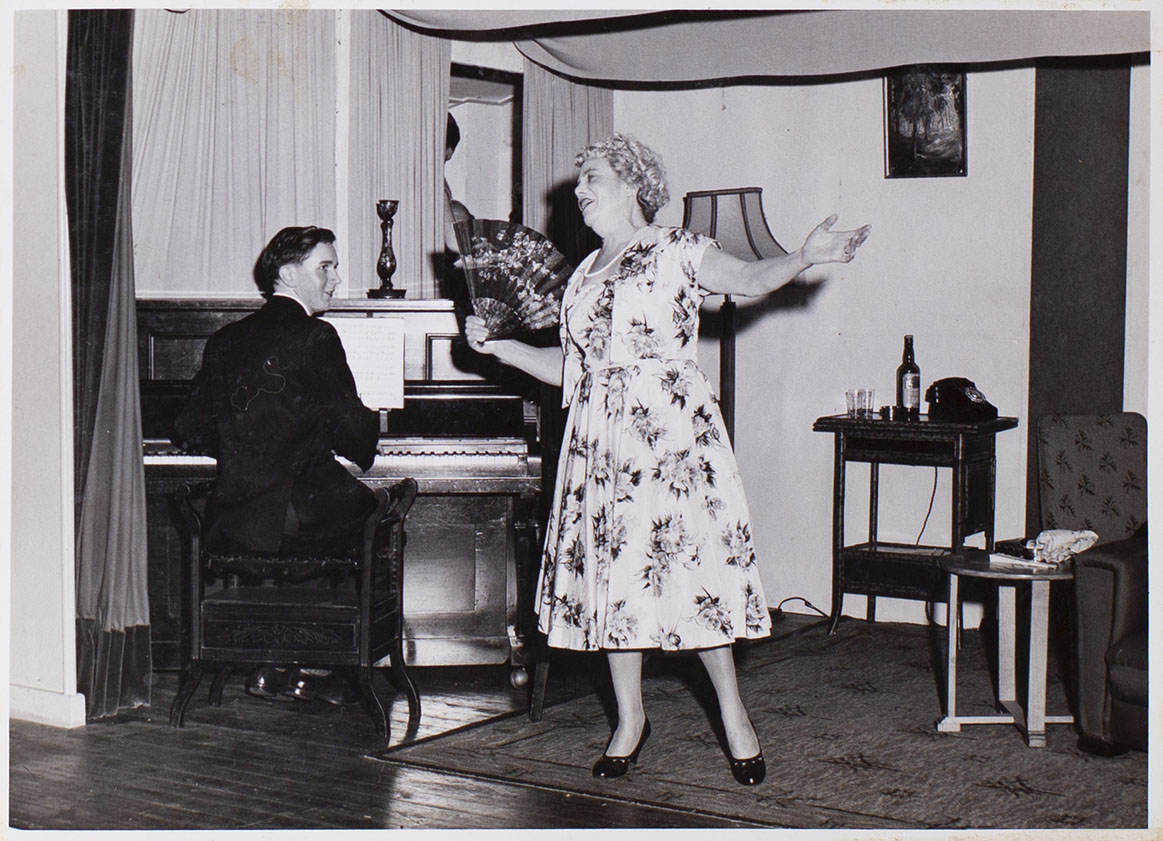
left=936, top=550, right=1074, bottom=747
left=812, top=414, right=1019, bottom=634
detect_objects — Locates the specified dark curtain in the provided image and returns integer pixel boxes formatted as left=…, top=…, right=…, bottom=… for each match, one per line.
left=67, top=9, right=153, bottom=719
left=1025, top=62, right=1131, bottom=536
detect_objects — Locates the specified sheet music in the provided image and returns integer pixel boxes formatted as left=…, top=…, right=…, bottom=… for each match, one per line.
left=323, top=315, right=405, bottom=409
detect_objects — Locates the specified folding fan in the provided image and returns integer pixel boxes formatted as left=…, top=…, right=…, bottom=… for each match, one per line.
left=453, top=219, right=574, bottom=340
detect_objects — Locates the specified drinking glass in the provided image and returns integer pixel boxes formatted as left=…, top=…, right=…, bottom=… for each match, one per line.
left=856, top=388, right=876, bottom=418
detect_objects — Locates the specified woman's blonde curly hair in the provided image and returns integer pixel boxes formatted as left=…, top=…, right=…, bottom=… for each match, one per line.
left=575, top=133, right=670, bottom=223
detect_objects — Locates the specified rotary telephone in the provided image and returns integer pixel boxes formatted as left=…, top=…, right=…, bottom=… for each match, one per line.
left=925, top=377, right=998, bottom=422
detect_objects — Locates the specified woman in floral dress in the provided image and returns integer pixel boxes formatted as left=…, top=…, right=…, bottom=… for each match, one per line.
left=465, top=134, right=870, bottom=785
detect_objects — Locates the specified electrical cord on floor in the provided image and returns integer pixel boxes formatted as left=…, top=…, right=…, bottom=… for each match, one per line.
left=771, top=596, right=829, bottom=621
left=915, top=466, right=939, bottom=545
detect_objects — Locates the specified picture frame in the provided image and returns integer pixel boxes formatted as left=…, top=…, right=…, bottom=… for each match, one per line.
left=885, top=66, right=967, bottom=178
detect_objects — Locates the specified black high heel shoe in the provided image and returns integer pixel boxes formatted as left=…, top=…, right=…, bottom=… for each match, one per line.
left=592, top=719, right=652, bottom=778
left=728, top=750, right=766, bottom=785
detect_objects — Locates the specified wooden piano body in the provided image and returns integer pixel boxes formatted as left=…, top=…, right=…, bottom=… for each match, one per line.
left=139, top=297, right=546, bottom=677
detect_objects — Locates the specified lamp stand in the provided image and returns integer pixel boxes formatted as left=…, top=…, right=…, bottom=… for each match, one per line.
left=720, top=295, right=736, bottom=445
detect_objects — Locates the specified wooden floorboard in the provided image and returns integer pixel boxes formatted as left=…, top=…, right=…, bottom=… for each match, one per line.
left=9, top=640, right=769, bottom=831
left=12, top=615, right=1123, bottom=832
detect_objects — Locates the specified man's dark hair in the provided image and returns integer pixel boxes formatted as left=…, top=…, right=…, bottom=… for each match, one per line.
left=446, top=113, right=461, bottom=153
left=253, top=226, right=336, bottom=296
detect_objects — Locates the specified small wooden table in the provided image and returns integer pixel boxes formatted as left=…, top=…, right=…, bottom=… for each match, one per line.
left=936, top=550, right=1074, bottom=747
left=812, top=414, right=1019, bottom=633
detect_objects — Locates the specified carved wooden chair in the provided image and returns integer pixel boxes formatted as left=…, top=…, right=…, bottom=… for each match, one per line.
left=169, top=477, right=421, bottom=738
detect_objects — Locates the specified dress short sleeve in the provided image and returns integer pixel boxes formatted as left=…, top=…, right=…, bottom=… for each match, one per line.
left=670, top=227, right=721, bottom=300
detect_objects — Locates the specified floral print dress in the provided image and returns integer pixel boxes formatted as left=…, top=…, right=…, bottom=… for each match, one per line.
left=536, top=226, right=772, bottom=651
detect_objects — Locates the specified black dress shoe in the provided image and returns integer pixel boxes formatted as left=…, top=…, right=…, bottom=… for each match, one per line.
left=245, top=665, right=293, bottom=700
left=729, top=750, right=766, bottom=786
left=281, top=670, right=359, bottom=706
left=592, top=719, right=651, bottom=779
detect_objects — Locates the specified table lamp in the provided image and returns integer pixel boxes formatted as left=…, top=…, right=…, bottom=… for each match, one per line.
left=682, top=187, right=788, bottom=441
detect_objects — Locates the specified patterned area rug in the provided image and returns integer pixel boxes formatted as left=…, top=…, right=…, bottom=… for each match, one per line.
left=371, top=619, right=1147, bottom=830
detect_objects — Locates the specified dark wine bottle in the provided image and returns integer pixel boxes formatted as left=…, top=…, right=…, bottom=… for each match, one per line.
left=896, top=334, right=920, bottom=419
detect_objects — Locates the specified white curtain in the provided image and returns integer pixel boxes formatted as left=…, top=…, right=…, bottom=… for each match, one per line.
left=131, top=9, right=449, bottom=300
left=347, top=12, right=450, bottom=300
left=522, top=60, right=612, bottom=267
left=131, top=9, right=339, bottom=296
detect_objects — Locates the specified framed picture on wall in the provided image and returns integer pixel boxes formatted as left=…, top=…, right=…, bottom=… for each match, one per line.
left=885, top=66, right=967, bottom=178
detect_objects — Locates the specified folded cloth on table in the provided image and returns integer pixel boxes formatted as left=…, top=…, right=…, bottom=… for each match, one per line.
left=1033, top=528, right=1099, bottom=564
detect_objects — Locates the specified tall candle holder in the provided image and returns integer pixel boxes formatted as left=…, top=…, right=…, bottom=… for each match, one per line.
left=369, top=199, right=405, bottom=298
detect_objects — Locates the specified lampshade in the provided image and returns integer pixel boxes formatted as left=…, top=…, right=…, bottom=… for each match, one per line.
left=681, top=187, right=788, bottom=261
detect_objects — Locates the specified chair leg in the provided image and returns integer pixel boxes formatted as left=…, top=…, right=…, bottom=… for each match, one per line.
left=387, top=638, right=421, bottom=725
left=170, top=662, right=205, bottom=728
left=530, top=659, right=549, bottom=722
left=208, top=665, right=231, bottom=706
left=356, top=665, right=390, bottom=739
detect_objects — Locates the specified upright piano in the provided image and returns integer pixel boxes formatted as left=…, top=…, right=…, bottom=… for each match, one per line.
left=139, top=297, right=548, bottom=680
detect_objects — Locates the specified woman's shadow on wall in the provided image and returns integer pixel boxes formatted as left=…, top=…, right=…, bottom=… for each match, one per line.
left=700, top=271, right=829, bottom=347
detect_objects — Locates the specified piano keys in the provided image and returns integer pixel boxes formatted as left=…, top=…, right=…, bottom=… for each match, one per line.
left=139, top=297, right=546, bottom=676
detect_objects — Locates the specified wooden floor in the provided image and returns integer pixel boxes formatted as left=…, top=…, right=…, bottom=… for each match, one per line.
left=10, top=626, right=816, bottom=831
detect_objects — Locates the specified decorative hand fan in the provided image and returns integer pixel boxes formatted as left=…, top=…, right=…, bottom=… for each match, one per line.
left=453, top=219, right=574, bottom=340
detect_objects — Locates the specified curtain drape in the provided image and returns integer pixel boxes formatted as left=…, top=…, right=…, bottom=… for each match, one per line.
left=348, top=12, right=450, bottom=300
left=513, top=10, right=1149, bottom=82
left=131, top=10, right=339, bottom=296
left=521, top=60, right=612, bottom=267
left=66, top=9, right=152, bottom=720
left=389, top=9, right=1149, bottom=81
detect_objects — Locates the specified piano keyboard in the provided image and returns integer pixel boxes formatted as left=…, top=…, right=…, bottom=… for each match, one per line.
left=142, top=447, right=215, bottom=467
left=143, top=436, right=534, bottom=474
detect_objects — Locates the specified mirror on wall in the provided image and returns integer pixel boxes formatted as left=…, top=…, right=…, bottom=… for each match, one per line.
left=446, top=63, right=523, bottom=226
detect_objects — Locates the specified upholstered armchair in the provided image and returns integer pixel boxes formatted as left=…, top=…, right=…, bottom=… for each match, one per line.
left=1036, top=413, right=1148, bottom=754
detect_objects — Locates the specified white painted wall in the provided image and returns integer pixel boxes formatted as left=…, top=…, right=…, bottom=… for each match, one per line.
left=616, top=69, right=1039, bottom=623
left=9, top=10, right=87, bottom=727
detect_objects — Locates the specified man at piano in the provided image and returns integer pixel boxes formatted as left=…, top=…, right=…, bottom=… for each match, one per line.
left=172, top=225, right=379, bottom=705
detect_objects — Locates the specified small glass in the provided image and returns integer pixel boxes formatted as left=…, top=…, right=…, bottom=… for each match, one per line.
left=857, top=388, right=876, bottom=418
left=845, top=390, right=858, bottom=418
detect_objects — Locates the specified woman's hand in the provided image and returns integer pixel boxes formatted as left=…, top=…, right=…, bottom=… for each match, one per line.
left=699, top=214, right=871, bottom=298
left=462, top=315, right=566, bottom=387
left=464, top=315, right=496, bottom=355
left=801, top=215, right=872, bottom=265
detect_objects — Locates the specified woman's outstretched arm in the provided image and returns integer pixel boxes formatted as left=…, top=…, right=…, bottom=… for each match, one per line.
left=698, top=215, right=871, bottom=298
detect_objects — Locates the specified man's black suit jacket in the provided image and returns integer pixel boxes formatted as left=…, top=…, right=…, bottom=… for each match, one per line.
left=173, top=295, right=380, bottom=553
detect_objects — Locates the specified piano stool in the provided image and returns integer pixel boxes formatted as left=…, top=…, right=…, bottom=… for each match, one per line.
left=169, top=478, right=421, bottom=739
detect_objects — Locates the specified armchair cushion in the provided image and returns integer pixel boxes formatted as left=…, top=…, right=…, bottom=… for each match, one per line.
left=1072, top=530, right=1148, bottom=752
left=1037, top=413, right=1147, bottom=544
left=1107, top=633, right=1148, bottom=706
